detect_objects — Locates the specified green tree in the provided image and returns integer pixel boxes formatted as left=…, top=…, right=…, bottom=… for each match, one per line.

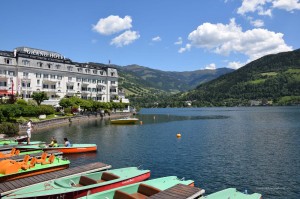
left=31, top=92, right=49, bottom=105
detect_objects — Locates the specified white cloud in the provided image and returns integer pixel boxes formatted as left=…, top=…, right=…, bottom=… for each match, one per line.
left=237, top=0, right=300, bottom=16
left=174, top=37, right=183, bottom=45
left=205, top=63, right=217, bottom=70
left=273, top=0, right=300, bottom=11
left=178, top=44, right=191, bottom=53
left=92, top=15, right=132, bottom=35
left=186, top=18, right=292, bottom=60
left=227, top=61, right=246, bottom=69
left=249, top=18, right=264, bottom=27
left=152, top=36, right=161, bottom=42
left=110, top=30, right=140, bottom=47
left=237, top=0, right=272, bottom=16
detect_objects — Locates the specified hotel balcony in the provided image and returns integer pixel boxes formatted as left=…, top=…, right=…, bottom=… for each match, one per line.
left=43, top=78, right=57, bottom=84
left=66, top=89, right=76, bottom=94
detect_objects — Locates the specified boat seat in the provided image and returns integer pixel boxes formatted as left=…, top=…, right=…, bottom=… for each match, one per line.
left=0, top=148, right=17, bottom=158
left=77, top=176, right=97, bottom=186
left=98, top=172, right=120, bottom=182
left=36, top=152, right=48, bottom=164
left=136, top=183, right=161, bottom=197
left=21, top=157, right=37, bottom=170
left=114, top=190, right=136, bottom=199
left=41, top=154, right=55, bottom=165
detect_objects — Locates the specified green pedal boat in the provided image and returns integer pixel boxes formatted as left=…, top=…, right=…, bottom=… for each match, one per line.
left=77, top=176, right=196, bottom=199
left=0, top=154, right=70, bottom=182
left=3, top=167, right=151, bottom=199
left=200, top=188, right=262, bottom=199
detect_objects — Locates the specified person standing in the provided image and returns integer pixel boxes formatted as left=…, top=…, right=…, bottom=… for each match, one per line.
left=26, top=120, right=33, bottom=145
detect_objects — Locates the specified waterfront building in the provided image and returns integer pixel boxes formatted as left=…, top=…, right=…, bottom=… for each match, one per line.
left=0, top=47, right=123, bottom=105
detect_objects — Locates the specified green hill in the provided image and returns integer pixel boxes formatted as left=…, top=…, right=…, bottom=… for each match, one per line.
left=116, top=64, right=233, bottom=94
left=182, top=49, right=300, bottom=106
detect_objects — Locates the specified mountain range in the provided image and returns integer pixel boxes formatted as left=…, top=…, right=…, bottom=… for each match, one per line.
left=116, top=65, right=233, bottom=94
left=114, top=49, right=300, bottom=107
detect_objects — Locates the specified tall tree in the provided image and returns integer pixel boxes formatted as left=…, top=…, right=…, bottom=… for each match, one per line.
left=31, top=92, right=49, bottom=106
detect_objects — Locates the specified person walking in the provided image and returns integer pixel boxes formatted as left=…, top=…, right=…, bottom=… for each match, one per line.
left=26, top=120, right=33, bottom=145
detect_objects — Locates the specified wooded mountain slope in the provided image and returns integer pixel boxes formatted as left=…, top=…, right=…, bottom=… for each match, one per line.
left=183, top=49, right=300, bottom=106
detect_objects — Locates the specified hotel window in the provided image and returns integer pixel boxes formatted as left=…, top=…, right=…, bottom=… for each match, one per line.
left=111, top=72, right=114, bottom=76
left=50, top=74, right=56, bottom=79
left=57, top=75, right=62, bottom=80
left=55, top=64, right=61, bottom=69
left=68, top=77, right=72, bottom=81
left=8, top=71, right=15, bottom=76
left=43, top=74, right=49, bottom=78
left=88, top=79, right=91, bottom=83
left=76, top=78, right=81, bottom=82
left=50, top=85, right=56, bottom=89
left=67, top=66, right=73, bottom=71
left=85, top=69, right=90, bottom=73
left=36, top=73, right=42, bottom=78
left=37, top=62, right=43, bottom=67
left=77, top=68, right=83, bottom=72
left=111, top=81, right=115, bottom=85
left=23, top=72, right=29, bottom=77
left=100, top=71, right=104, bottom=75
left=0, top=70, right=6, bottom=75
left=47, top=63, right=52, bottom=69
left=4, top=58, right=12, bottom=64
left=43, top=84, right=49, bottom=89
left=67, top=85, right=74, bottom=90
left=93, top=70, right=97, bottom=74
left=92, top=79, right=96, bottom=83
left=58, top=82, right=61, bottom=87
left=92, top=88, right=96, bottom=92
left=22, top=60, right=30, bottom=66
left=37, top=80, right=40, bottom=85
left=22, top=82, right=30, bottom=87
left=0, top=81, right=7, bottom=87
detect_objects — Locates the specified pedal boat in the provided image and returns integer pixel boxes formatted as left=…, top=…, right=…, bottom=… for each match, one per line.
left=0, top=154, right=70, bottom=182
left=3, top=167, right=150, bottom=199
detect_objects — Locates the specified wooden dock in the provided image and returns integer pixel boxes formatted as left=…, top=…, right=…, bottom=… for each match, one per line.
left=149, top=184, right=205, bottom=199
left=0, top=162, right=111, bottom=197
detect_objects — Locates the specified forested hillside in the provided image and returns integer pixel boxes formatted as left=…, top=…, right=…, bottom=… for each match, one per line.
left=181, top=49, right=300, bottom=106
left=116, top=64, right=233, bottom=96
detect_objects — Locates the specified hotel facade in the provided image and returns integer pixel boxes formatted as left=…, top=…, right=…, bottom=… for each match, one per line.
left=0, top=47, right=124, bottom=105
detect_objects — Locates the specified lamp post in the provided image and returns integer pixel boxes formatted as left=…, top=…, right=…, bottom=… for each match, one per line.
left=10, top=78, right=14, bottom=96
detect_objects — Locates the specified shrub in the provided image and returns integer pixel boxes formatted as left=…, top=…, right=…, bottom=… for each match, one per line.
left=27, top=99, right=38, bottom=106
left=0, top=122, right=19, bottom=137
left=37, top=105, right=55, bottom=115
left=16, top=116, right=27, bottom=124
left=16, top=99, right=28, bottom=105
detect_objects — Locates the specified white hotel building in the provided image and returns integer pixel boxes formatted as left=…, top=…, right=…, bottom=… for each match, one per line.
left=0, top=47, right=126, bottom=105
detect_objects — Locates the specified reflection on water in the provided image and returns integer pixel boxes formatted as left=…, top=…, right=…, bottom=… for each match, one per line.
left=32, top=107, right=300, bottom=199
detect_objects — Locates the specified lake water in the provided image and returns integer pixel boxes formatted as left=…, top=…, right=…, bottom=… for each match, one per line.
left=32, top=107, right=300, bottom=198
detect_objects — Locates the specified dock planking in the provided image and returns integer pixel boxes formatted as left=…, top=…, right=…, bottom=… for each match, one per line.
left=149, top=184, right=205, bottom=199
left=0, top=162, right=111, bottom=197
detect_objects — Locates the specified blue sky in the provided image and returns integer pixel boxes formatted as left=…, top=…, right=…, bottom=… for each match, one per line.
left=0, top=0, right=299, bottom=71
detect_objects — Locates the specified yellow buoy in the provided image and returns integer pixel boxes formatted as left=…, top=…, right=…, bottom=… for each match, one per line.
left=140, top=121, right=143, bottom=125
left=176, top=133, right=181, bottom=138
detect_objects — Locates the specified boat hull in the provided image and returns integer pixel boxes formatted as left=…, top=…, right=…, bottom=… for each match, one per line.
left=110, top=118, right=139, bottom=124
left=43, top=146, right=97, bottom=154
left=16, top=144, right=97, bottom=154
left=13, top=172, right=150, bottom=199
left=0, top=164, right=69, bottom=182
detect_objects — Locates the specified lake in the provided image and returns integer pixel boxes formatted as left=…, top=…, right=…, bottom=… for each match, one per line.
left=32, top=107, right=300, bottom=198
